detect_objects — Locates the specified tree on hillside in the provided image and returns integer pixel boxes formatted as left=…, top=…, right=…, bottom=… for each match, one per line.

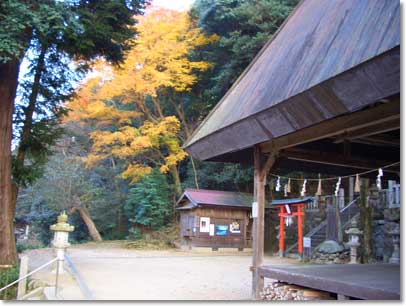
left=66, top=8, right=217, bottom=197
left=189, top=0, right=298, bottom=107
left=0, top=0, right=148, bottom=266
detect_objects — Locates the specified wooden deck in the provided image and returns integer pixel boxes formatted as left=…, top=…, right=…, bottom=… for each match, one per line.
left=258, top=263, right=400, bottom=300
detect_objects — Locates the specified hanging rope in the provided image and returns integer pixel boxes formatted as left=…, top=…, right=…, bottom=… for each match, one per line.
left=267, top=161, right=399, bottom=182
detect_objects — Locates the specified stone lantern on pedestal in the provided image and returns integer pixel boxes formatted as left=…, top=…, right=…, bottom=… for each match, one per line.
left=389, top=224, right=400, bottom=264
left=50, top=211, right=74, bottom=273
left=345, top=218, right=362, bottom=264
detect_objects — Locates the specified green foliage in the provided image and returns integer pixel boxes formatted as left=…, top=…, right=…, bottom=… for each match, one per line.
left=0, top=0, right=148, bottom=63
left=127, top=228, right=142, bottom=240
left=189, top=0, right=297, bottom=106
left=16, top=241, right=44, bottom=253
left=0, top=0, right=35, bottom=62
left=183, top=160, right=253, bottom=192
left=0, top=265, right=19, bottom=300
left=125, top=169, right=173, bottom=231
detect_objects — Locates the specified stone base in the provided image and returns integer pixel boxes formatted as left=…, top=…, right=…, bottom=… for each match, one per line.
left=311, top=250, right=350, bottom=264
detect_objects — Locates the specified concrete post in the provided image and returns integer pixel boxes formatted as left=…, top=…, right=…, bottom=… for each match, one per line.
left=17, top=256, right=28, bottom=299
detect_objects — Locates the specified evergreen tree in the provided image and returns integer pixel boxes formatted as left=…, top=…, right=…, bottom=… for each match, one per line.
left=124, top=169, right=173, bottom=233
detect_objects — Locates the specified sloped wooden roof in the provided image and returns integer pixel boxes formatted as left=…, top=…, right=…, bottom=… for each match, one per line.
left=184, top=0, right=400, bottom=161
left=176, top=189, right=254, bottom=209
left=176, top=188, right=312, bottom=210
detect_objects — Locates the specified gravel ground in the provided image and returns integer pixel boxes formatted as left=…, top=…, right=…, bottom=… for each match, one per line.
left=24, top=241, right=297, bottom=300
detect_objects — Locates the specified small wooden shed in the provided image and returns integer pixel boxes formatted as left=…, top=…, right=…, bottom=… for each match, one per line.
left=176, top=189, right=258, bottom=250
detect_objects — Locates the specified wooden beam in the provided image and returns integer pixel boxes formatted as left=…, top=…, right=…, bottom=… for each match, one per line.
left=260, top=99, right=400, bottom=153
left=333, top=120, right=400, bottom=144
left=279, top=148, right=399, bottom=172
left=350, top=134, right=400, bottom=147
left=260, top=151, right=279, bottom=181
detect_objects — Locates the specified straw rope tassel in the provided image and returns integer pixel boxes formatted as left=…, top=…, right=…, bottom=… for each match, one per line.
left=316, top=174, right=322, bottom=196
left=275, top=176, right=281, bottom=192
left=334, top=177, right=341, bottom=196
left=376, top=168, right=383, bottom=190
left=287, top=178, right=291, bottom=193
left=354, top=174, right=361, bottom=193
left=300, top=179, right=307, bottom=197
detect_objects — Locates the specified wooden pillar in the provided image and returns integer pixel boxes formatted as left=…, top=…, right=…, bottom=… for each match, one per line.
left=279, top=206, right=285, bottom=257
left=360, top=179, right=372, bottom=263
left=252, top=145, right=265, bottom=299
left=297, top=205, right=303, bottom=255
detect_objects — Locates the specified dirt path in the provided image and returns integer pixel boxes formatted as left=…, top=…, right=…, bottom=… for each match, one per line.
left=25, top=241, right=298, bottom=300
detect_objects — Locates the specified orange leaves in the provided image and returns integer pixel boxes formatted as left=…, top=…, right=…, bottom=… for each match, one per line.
left=65, top=7, right=211, bottom=184
left=65, top=77, right=141, bottom=127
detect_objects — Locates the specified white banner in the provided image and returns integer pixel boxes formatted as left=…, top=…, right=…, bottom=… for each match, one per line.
left=252, top=202, right=258, bottom=218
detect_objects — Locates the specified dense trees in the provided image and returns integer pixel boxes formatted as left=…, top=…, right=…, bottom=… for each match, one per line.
left=11, top=1, right=298, bottom=251
left=1, top=0, right=148, bottom=265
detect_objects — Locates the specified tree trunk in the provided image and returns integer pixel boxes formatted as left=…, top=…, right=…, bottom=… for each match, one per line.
left=0, top=60, right=20, bottom=266
left=70, top=207, right=103, bottom=242
left=169, top=165, right=182, bottom=198
left=189, top=156, right=199, bottom=189
left=9, top=46, right=48, bottom=240
left=14, top=45, right=47, bottom=183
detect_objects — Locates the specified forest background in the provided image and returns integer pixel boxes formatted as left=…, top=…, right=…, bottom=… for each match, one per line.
left=13, top=0, right=299, bottom=248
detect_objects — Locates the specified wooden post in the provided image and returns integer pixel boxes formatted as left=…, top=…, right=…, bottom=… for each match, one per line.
left=279, top=206, right=284, bottom=257
left=297, top=205, right=303, bottom=255
left=336, top=195, right=343, bottom=243
left=252, top=145, right=266, bottom=299
left=17, top=256, right=28, bottom=300
left=360, top=179, right=372, bottom=263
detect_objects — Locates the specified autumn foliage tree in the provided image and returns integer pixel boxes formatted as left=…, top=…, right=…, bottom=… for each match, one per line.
left=67, top=8, right=217, bottom=197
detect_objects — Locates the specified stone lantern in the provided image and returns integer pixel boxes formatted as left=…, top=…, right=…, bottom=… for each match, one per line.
left=50, top=211, right=74, bottom=273
left=388, top=224, right=400, bottom=264
left=345, top=218, right=362, bottom=264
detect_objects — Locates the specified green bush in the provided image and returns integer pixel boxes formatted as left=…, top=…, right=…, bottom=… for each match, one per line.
left=127, top=227, right=142, bottom=240
left=16, top=241, right=44, bottom=253
left=0, top=265, right=19, bottom=300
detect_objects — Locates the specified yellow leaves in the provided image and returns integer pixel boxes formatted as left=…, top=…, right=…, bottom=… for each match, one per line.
left=97, top=8, right=217, bottom=100
left=65, top=7, right=208, bottom=184
left=84, top=116, right=187, bottom=183
left=121, top=164, right=153, bottom=185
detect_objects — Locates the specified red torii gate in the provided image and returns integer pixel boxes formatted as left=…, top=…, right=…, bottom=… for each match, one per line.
left=271, top=197, right=313, bottom=257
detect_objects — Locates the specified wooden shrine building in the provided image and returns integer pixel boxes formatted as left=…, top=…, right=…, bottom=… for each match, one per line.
left=176, top=189, right=258, bottom=250
left=184, top=0, right=400, bottom=300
